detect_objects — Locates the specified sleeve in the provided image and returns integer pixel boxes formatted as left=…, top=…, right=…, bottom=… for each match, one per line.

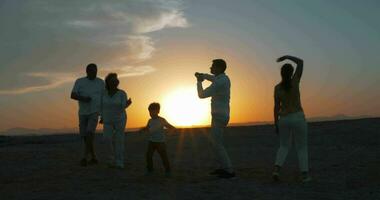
left=71, top=79, right=80, bottom=94
left=197, top=80, right=218, bottom=98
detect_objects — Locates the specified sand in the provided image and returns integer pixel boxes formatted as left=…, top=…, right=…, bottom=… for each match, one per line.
left=0, top=118, right=379, bottom=200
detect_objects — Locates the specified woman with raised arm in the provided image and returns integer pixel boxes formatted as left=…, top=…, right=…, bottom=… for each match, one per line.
left=272, top=55, right=311, bottom=182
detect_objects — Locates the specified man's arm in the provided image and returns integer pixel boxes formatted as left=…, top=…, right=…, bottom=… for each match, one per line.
left=202, top=73, right=215, bottom=82
left=197, top=81, right=217, bottom=99
left=71, top=92, right=91, bottom=102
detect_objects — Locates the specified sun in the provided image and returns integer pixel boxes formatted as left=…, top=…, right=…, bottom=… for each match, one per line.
left=161, top=87, right=210, bottom=127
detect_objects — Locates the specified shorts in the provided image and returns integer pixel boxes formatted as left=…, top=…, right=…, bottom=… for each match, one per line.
left=79, top=113, right=99, bottom=137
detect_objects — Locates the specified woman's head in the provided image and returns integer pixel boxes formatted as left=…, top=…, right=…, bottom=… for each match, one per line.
left=280, top=64, right=294, bottom=91
left=105, top=73, right=119, bottom=91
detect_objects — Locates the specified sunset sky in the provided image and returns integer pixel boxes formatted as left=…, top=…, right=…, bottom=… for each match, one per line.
left=1, top=0, right=379, bottom=132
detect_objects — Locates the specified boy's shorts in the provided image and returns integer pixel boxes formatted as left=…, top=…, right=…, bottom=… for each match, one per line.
left=79, top=113, right=99, bottom=137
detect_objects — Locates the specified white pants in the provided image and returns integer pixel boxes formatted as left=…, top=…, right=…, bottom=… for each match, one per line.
left=211, top=115, right=233, bottom=172
left=103, top=118, right=126, bottom=168
left=275, top=112, right=309, bottom=172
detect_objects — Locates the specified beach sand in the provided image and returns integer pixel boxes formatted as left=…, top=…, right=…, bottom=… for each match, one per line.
left=0, top=118, right=379, bottom=200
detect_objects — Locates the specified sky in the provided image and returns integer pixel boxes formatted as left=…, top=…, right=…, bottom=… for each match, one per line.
left=0, top=0, right=379, bottom=132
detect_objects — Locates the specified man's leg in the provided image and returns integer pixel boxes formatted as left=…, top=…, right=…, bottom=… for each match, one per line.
left=86, top=113, right=99, bottom=161
left=79, top=115, right=89, bottom=166
left=210, top=116, right=233, bottom=173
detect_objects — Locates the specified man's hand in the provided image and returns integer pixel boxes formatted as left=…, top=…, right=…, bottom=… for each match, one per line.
left=195, top=72, right=204, bottom=82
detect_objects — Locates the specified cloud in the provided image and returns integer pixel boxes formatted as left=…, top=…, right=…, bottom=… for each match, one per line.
left=0, top=65, right=156, bottom=95
left=0, top=0, right=188, bottom=95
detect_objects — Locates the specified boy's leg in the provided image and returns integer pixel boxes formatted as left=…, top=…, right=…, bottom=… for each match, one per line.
left=157, top=143, right=171, bottom=172
left=146, top=142, right=155, bottom=171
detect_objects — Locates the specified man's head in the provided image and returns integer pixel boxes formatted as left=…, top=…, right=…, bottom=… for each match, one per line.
left=148, top=102, right=160, bottom=118
left=86, top=63, right=97, bottom=80
left=210, top=59, right=227, bottom=75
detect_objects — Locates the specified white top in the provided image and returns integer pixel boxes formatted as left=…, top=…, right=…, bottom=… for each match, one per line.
left=147, top=117, right=171, bottom=142
left=101, top=90, right=128, bottom=124
left=72, top=77, right=105, bottom=115
left=197, top=73, right=230, bottom=118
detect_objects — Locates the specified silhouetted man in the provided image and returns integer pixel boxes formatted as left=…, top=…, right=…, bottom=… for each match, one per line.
left=195, top=59, right=235, bottom=179
left=71, top=63, right=104, bottom=166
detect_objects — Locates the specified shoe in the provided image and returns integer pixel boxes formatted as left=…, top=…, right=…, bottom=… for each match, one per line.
left=209, top=169, right=226, bottom=175
left=301, top=174, right=312, bottom=183
left=80, top=159, right=87, bottom=167
left=272, top=171, right=280, bottom=182
left=218, top=171, right=236, bottom=179
left=88, top=158, right=98, bottom=165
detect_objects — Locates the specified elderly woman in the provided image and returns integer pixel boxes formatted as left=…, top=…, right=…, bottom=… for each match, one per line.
left=100, top=73, right=131, bottom=169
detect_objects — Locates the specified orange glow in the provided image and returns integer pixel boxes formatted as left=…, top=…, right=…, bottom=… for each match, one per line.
left=161, top=87, right=210, bottom=127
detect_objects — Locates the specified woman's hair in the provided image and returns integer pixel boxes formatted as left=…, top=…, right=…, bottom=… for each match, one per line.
left=105, top=73, right=119, bottom=91
left=280, top=64, right=294, bottom=91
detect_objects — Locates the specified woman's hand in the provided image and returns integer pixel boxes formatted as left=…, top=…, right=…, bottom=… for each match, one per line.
left=126, top=98, right=132, bottom=108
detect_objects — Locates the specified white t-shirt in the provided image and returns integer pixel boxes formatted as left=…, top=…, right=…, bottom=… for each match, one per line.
left=147, top=117, right=170, bottom=142
left=101, top=90, right=127, bottom=124
left=71, top=77, right=105, bottom=115
left=197, top=73, right=230, bottom=118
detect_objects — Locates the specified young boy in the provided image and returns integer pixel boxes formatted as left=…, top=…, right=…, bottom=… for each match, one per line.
left=141, top=102, right=176, bottom=177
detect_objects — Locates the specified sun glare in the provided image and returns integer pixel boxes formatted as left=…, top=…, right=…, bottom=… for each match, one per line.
left=161, top=87, right=210, bottom=127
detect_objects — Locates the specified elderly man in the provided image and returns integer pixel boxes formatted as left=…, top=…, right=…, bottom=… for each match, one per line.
left=71, top=63, right=104, bottom=166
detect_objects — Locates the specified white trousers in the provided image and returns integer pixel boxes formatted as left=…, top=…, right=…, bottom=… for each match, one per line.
left=103, top=118, right=126, bottom=168
left=211, top=115, right=233, bottom=172
left=275, top=112, right=309, bottom=172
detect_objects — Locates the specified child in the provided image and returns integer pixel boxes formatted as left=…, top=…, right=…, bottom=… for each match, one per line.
left=141, top=102, right=176, bottom=177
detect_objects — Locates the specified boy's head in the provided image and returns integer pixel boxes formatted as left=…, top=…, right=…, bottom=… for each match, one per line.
left=148, top=102, right=160, bottom=118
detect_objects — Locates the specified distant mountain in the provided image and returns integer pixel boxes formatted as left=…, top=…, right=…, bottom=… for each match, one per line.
left=0, top=127, right=77, bottom=136
left=307, top=114, right=372, bottom=122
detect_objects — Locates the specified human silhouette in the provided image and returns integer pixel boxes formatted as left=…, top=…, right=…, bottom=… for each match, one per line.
left=71, top=63, right=104, bottom=166
left=195, top=59, right=235, bottom=179
left=272, top=55, right=311, bottom=182
left=140, top=102, right=176, bottom=177
left=100, top=73, right=131, bottom=169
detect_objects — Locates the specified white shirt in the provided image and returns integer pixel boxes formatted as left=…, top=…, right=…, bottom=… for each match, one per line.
left=72, top=77, right=105, bottom=115
left=197, top=73, right=230, bottom=118
left=147, top=117, right=170, bottom=142
left=101, top=90, right=127, bottom=124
